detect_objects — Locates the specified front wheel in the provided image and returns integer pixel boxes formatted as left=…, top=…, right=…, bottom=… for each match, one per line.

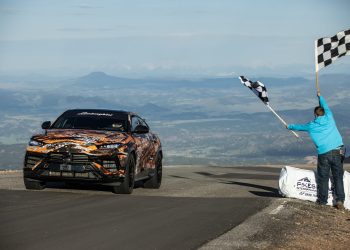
left=112, top=155, right=135, bottom=194
left=24, top=178, right=46, bottom=190
left=144, top=155, right=162, bottom=189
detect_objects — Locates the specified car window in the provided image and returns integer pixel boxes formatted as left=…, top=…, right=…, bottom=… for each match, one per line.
left=131, top=116, right=148, bottom=132
left=131, top=117, right=141, bottom=131
left=52, top=116, right=127, bottom=132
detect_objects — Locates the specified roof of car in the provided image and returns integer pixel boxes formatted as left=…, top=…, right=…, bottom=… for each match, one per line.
left=63, top=109, right=137, bottom=117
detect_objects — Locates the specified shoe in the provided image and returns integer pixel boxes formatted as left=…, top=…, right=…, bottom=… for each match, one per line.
left=335, top=201, right=345, bottom=210
left=316, top=200, right=326, bottom=206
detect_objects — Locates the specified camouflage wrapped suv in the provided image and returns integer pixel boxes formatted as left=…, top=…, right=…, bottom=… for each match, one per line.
left=23, top=109, right=162, bottom=194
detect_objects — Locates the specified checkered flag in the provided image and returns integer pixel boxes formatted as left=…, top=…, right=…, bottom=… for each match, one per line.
left=237, top=76, right=300, bottom=139
left=239, top=76, right=269, bottom=104
left=315, top=29, right=350, bottom=71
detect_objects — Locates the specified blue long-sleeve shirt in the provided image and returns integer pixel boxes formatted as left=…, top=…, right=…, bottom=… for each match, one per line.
left=287, top=96, right=343, bottom=154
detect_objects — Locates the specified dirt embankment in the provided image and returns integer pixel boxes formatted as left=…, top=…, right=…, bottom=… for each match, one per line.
left=276, top=201, right=350, bottom=250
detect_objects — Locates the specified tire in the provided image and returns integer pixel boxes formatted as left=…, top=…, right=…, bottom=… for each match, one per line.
left=144, top=155, right=162, bottom=189
left=24, top=178, right=46, bottom=190
left=112, top=155, right=135, bottom=194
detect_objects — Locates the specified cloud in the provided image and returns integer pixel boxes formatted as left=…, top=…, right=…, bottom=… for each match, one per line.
left=69, top=3, right=102, bottom=16
left=215, top=72, right=236, bottom=77
left=141, top=63, right=159, bottom=71
left=73, top=4, right=101, bottom=9
left=56, top=27, right=115, bottom=32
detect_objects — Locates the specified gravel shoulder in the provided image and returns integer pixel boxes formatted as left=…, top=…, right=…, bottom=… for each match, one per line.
left=276, top=199, right=350, bottom=250
left=201, top=198, right=350, bottom=250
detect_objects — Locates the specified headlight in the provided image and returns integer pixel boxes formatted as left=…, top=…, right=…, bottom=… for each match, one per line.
left=99, top=143, right=121, bottom=149
left=28, top=139, right=44, bottom=147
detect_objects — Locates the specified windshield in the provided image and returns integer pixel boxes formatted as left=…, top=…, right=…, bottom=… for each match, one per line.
left=51, top=116, right=127, bottom=132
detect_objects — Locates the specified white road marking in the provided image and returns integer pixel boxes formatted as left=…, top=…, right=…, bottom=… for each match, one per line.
left=269, top=201, right=287, bottom=215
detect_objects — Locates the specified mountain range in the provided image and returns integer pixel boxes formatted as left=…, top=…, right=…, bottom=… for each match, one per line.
left=0, top=72, right=349, bottom=169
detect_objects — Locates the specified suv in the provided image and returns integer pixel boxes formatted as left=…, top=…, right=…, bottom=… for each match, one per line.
left=23, top=109, right=162, bottom=194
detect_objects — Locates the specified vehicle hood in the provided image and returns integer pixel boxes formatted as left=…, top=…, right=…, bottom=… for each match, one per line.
left=32, top=129, right=130, bottom=146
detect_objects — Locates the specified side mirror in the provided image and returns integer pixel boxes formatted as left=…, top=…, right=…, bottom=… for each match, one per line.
left=133, top=124, right=149, bottom=134
left=41, top=121, right=51, bottom=129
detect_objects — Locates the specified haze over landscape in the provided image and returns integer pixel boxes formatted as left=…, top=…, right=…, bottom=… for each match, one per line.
left=0, top=0, right=349, bottom=169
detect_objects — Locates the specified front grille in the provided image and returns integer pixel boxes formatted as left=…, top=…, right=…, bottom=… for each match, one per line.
left=41, top=170, right=97, bottom=179
left=50, top=153, right=64, bottom=161
left=72, top=154, right=89, bottom=163
left=27, top=151, right=121, bottom=179
left=45, top=163, right=91, bottom=172
left=25, top=155, right=43, bottom=168
left=48, top=153, right=89, bottom=164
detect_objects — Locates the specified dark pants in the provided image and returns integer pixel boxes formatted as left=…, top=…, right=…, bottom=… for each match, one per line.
left=317, top=149, right=345, bottom=204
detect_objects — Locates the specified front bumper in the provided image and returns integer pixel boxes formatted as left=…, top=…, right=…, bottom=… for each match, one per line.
left=23, top=152, right=127, bottom=185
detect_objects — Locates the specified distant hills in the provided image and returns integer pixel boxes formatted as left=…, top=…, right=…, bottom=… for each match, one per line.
left=0, top=72, right=349, bottom=169
left=75, top=71, right=141, bottom=87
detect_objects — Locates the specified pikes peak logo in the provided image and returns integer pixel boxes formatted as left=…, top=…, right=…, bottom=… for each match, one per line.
left=297, top=176, right=316, bottom=190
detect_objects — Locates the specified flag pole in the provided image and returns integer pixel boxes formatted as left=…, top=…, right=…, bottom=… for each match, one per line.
left=315, top=71, right=320, bottom=94
left=314, top=40, right=321, bottom=94
left=266, top=104, right=300, bottom=139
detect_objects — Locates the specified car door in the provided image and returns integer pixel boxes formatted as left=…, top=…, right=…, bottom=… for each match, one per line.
left=131, top=115, right=154, bottom=176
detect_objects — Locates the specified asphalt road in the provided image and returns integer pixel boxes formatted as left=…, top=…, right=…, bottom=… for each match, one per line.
left=0, top=165, right=283, bottom=250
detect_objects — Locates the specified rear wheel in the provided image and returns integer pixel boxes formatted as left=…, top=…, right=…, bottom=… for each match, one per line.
left=144, top=155, right=162, bottom=189
left=24, top=178, right=46, bottom=190
left=112, top=155, right=135, bottom=194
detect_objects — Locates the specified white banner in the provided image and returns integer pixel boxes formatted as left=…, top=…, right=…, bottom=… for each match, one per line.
left=279, top=166, right=350, bottom=209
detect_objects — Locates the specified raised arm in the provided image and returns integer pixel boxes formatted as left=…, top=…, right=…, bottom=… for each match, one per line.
left=319, top=95, right=332, bottom=116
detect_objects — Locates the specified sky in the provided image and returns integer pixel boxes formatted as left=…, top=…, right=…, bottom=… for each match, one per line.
left=0, top=0, right=349, bottom=78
